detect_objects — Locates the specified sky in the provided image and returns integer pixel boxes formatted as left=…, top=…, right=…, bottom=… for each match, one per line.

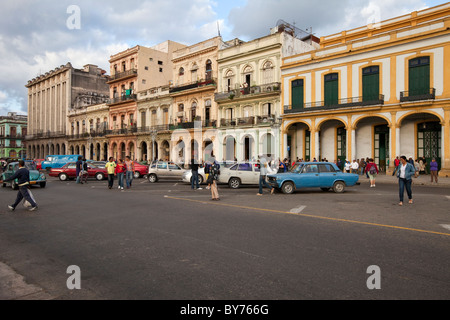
left=0, top=0, right=446, bottom=115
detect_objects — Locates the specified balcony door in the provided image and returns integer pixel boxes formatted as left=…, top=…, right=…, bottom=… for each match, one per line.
left=362, top=66, right=380, bottom=102
left=324, top=73, right=339, bottom=107
left=409, top=57, right=430, bottom=97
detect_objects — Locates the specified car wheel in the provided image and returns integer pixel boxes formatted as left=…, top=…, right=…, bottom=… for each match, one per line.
left=95, top=173, right=104, bottom=181
left=40, top=182, right=46, bottom=188
left=148, top=174, right=158, bottom=183
left=59, top=173, right=69, bottom=181
left=281, top=181, right=295, bottom=194
left=333, top=181, right=345, bottom=193
left=198, top=175, right=204, bottom=185
left=321, top=187, right=330, bottom=192
left=133, top=171, right=141, bottom=179
left=228, top=177, right=241, bottom=189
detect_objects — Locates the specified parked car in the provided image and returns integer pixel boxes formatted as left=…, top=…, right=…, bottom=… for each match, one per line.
left=49, top=162, right=107, bottom=181
left=147, top=161, right=186, bottom=183
left=41, top=155, right=83, bottom=170
left=87, top=160, right=106, bottom=168
left=34, top=159, right=45, bottom=170
left=182, top=167, right=206, bottom=185
left=268, top=162, right=359, bottom=194
left=218, top=162, right=261, bottom=189
left=132, top=161, right=149, bottom=179
left=1, top=160, right=46, bottom=189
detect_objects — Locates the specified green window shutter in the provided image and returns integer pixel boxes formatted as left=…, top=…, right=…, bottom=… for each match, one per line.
left=409, top=57, right=430, bottom=96
left=291, top=80, right=304, bottom=109
left=324, top=73, right=338, bottom=106
left=362, top=66, right=379, bottom=102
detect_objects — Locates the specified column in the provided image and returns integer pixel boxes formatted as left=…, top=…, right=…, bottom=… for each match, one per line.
left=440, top=108, right=450, bottom=177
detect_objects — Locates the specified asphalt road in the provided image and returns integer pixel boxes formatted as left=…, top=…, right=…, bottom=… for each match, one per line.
left=0, top=175, right=449, bottom=301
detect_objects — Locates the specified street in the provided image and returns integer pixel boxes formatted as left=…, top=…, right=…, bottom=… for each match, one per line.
left=0, top=174, right=449, bottom=301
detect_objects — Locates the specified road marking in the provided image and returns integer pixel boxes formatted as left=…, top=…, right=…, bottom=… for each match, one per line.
left=165, top=196, right=450, bottom=237
left=290, top=206, right=307, bottom=214
left=441, top=225, right=450, bottom=231
left=446, top=196, right=450, bottom=200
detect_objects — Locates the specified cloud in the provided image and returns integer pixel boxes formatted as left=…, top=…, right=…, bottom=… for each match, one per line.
left=228, top=0, right=428, bottom=40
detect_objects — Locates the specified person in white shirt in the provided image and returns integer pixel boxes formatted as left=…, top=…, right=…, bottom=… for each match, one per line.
left=351, top=160, right=359, bottom=174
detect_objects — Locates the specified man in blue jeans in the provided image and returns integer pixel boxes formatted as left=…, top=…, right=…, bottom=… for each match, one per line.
left=0, top=160, right=38, bottom=212
left=257, top=156, right=274, bottom=196
left=397, top=155, right=415, bottom=206
left=190, top=157, right=201, bottom=190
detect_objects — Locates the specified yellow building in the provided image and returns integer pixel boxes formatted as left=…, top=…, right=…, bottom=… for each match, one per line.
left=281, top=3, right=450, bottom=176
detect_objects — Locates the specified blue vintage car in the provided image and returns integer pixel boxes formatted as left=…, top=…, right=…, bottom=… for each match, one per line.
left=268, top=162, right=359, bottom=194
left=1, top=160, right=46, bottom=190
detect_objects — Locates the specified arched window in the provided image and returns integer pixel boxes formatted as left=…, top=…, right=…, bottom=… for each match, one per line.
left=205, top=60, right=212, bottom=80
left=262, top=61, right=274, bottom=84
left=179, top=67, right=185, bottom=76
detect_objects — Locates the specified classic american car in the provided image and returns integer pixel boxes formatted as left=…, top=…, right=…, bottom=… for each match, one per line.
left=1, top=160, right=47, bottom=189
left=268, top=162, right=359, bottom=194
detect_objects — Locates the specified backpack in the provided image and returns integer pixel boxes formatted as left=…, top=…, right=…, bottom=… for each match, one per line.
left=369, top=164, right=377, bottom=175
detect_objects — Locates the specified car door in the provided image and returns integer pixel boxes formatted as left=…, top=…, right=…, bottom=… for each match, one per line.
left=237, top=163, right=253, bottom=184
left=3, top=164, right=15, bottom=183
left=318, top=164, right=337, bottom=187
left=66, top=163, right=77, bottom=177
left=297, top=164, right=320, bottom=188
left=157, top=161, right=169, bottom=179
left=168, top=162, right=183, bottom=180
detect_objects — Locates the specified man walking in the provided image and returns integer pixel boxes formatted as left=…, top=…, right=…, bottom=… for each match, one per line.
left=190, top=157, right=202, bottom=190
left=257, top=156, right=274, bottom=196
left=76, top=156, right=83, bottom=184
left=124, top=156, right=135, bottom=189
left=0, top=160, right=38, bottom=212
left=105, top=157, right=116, bottom=189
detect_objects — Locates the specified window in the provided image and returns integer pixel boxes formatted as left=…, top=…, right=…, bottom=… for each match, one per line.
left=262, top=61, right=274, bottom=84
left=362, top=66, right=380, bottom=102
left=291, top=79, right=304, bottom=110
left=324, top=73, right=339, bottom=106
left=157, top=162, right=167, bottom=169
left=179, top=68, right=185, bottom=76
left=409, top=56, right=430, bottom=96
left=158, top=61, right=163, bottom=65
left=302, top=164, right=318, bottom=173
left=206, top=60, right=212, bottom=80
left=238, top=163, right=252, bottom=171
left=178, top=104, right=184, bottom=112
left=318, top=164, right=335, bottom=173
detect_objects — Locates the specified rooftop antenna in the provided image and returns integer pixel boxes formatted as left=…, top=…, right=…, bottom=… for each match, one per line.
left=217, top=21, right=221, bottom=37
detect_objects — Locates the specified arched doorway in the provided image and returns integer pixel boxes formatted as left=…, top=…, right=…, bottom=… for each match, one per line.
left=224, top=136, right=236, bottom=161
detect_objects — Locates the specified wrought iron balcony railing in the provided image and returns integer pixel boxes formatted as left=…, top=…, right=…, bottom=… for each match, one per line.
left=400, top=88, right=435, bottom=102
left=107, top=69, right=138, bottom=83
left=169, top=78, right=216, bottom=94
left=215, top=82, right=281, bottom=102
left=284, top=95, right=384, bottom=114
left=108, top=94, right=137, bottom=105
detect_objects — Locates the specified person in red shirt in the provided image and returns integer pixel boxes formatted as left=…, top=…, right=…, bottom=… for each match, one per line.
left=115, top=158, right=125, bottom=190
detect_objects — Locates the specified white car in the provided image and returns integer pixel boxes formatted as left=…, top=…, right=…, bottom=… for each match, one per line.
left=182, top=167, right=206, bottom=185
left=218, top=162, right=261, bottom=189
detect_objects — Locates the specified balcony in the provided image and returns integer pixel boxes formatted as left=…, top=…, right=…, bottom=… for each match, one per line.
left=169, top=78, right=216, bottom=94
left=215, top=82, right=281, bottom=102
left=284, top=95, right=385, bottom=114
left=108, top=94, right=137, bottom=106
left=107, top=69, right=138, bottom=83
left=400, top=88, right=435, bottom=103
left=169, top=119, right=217, bottom=130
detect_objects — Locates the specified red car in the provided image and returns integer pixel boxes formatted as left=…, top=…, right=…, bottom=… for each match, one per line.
left=34, top=159, right=45, bottom=170
left=49, top=162, right=107, bottom=181
left=132, top=161, right=149, bottom=179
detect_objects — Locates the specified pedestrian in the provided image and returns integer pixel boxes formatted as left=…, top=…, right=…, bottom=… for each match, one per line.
left=351, top=159, right=359, bottom=174
left=105, top=157, right=116, bottom=189
left=204, top=159, right=211, bottom=190
left=365, top=158, right=379, bottom=187
left=0, top=160, right=38, bottom=212
left=359, top=158, right=366, bottom=175
left=392, top=156, right=400, bottom=176
left=257, top=156, right=275, bottom=196
left=115, top=158, right=125, bottom=190
left=124, top=156, right=135, bottom=189
left=208, top=156, right=220, bottom=200
left=397, top=155, right=415, bottom=206
left=344, top=160, right=351, bottom=173
left=430, top=158, right=439, bottom=183
left=81, top=158, right=89, bottom=184
left=190, top=157, right=202, bottom=190
left=76, top=156, right=83, bottom=184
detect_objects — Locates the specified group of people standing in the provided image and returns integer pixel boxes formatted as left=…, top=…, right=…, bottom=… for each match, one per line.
left=105, top=156, right=135, bottom=190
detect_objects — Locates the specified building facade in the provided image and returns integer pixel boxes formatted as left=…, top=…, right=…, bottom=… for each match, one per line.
left=25, top=63, right=110, bottom=159
left=107, top=41, right=186, bottom=161
left=281, top=3, right=450, bottom=176
left=215, top=25, right=319, bottom=162
left=0, top=112, right=27, bottom=159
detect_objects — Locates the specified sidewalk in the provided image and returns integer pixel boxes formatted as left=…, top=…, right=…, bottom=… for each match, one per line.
left=356, top=173, right=450, bottom=186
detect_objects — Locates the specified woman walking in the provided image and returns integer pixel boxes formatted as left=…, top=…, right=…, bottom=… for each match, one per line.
left=115, top=159, right=125, bottom=190
left=208, top=157, right=220, bottom=201
left=397, top=156, right=415, bottom=206
left=365, top=158, right=379, bottom=187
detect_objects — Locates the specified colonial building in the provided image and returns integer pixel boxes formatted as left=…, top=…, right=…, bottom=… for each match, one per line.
left=169, top=36, right=242, bottom=165
left=0, top=112, right=27, bottom=159
left=25, top=63, right=110, bottom=159
left=106, top=41, right=186, bottom=161
left=215, top=23, right=319, bottom=162
left=281, top=3, right=450, bottom=176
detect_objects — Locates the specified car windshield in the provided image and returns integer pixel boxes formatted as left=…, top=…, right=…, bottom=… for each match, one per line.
left=25, top=162, right=37, bottom=171
left=290, top=164, right=304, bottom=173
